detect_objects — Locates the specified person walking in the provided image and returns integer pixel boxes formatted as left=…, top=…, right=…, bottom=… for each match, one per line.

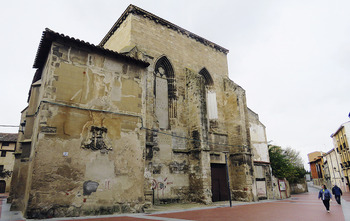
left=331, top=184, right=342, bottom=204
left=318, top=184, right=332, bottom=213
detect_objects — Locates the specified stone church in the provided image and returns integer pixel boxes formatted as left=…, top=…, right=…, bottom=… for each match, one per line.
left=9, top=5, right=273, bottom=218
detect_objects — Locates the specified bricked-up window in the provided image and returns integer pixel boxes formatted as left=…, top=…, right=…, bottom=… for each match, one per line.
left=207, top=91, right=218, bottom=119
left=155, top=76, right=169, bottom=129
left=199, top=68, right=217, bottom=119
left=154, top=56, right=176, bottom=129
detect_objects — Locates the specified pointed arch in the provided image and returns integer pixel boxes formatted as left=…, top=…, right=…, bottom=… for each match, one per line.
left=155, top=56, right=176, bottom=101
left=199, top=68, right=217, bottom=119
left=155, top=56, right=174, bottom=78
left=154, top=56, right=177, bottom=129
left=199, top=67, right=214, bottom=86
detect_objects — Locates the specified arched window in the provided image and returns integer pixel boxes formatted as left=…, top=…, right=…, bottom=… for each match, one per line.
left=199, top=68, right=214, bottom=86
left=199, top=68, right=217, bottom=120
left=154, top=56, right=176, bottom=129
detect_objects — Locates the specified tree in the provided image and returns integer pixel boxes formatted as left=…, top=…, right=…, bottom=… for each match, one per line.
left=268, top=145, right=306, bottom=183
left=284, top=147, right=304, bottom=167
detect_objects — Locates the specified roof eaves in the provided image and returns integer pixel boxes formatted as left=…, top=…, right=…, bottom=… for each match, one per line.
left=33, top=28, right=149, bottom=69
left=0, top=133, right=18, bottom=142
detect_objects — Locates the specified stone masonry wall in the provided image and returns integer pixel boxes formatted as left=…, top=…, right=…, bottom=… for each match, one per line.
left=19, top=42, right=147, bottom=218
left=104, top=10, right=255, bottom=203
left=248, top=109, right=269, bottom=163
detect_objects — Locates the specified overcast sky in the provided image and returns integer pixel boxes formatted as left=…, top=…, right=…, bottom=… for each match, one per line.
left=1, top=0, right=349, bottom=169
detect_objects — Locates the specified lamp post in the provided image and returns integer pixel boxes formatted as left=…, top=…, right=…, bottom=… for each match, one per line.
left=223, top=151, right=232, bottom=207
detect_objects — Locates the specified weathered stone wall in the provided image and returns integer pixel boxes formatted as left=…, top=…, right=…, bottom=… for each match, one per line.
left=104, top=14, right=229, bottom=80
left=10, top=70, right=46, bottom=213
left=247, top=109, right=274, bottom=200
left=103, top=15, right=133, bottom=53
left=272, top=177, right=291, bottom=199
left=12, top=42, right=148, bottom=218
left=185, top=68, right=211, bottom=203
left=11, top=6, right=260, bottom=218
left=103, top=12, right=255, bottom=203
left=221, top=79, right=254, bottom=201
left=290, top=179, right=308, bottom=194
left=8, top=110, right=29, bottom=207
left=248, top=109, right=269, bottom=162
left=254, top=164, right=274, bottom=200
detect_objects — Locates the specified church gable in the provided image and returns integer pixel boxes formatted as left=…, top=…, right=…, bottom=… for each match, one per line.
left=100, top=5, right=228, bottom=55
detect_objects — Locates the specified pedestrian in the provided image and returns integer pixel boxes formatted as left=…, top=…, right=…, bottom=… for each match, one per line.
left=318, top=184, right=332, bottom=213
left=331, top=185, right=342, bottom=204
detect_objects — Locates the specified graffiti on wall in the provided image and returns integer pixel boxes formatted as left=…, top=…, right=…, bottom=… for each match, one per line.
left=104, top=179, right=111, bottom=190
left=151, top=177, right=173, bottom=200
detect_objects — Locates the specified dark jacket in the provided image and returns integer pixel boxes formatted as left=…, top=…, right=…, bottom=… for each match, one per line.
left=318, top=189, right=332, bottom=200
left=332, top=185, right=342, bottom=196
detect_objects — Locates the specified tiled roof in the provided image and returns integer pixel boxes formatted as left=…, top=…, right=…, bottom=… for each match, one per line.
left=99, top=4, right=229, bottom=54
left=0, top=133, right=18, bottom=142
left=33, top=28, right=150, bottom=69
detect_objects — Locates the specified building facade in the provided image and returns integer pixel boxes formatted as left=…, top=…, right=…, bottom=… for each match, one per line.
left=308, top=151, right=324, bottom=186
left=331, top=121, right=350, bottom=192
left=0, top=133, right=17, bottom=193
left=247, top=109, right=273, bottom=200
left=323, top=148, right=347, bottom=192
left=11, top=5, right=261, bottom=218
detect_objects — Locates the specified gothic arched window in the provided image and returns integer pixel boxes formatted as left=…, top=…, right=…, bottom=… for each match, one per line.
left=199, top=67, right=214, bottom=86
left=154, top=56, right=176, bottom=129
left=199, top=67, right=217, bottom=120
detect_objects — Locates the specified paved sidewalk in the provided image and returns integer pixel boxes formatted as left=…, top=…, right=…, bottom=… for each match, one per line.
left=1, top=186, right=349, bottom=221
left=308, top=182, right=350, bottom=221
left=0, top=194, right=24, bottom=221
left=341, top=192, right=350, bottom=221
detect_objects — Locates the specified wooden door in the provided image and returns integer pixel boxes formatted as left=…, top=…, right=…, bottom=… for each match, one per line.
left=211, top=164, right=228, bottom=202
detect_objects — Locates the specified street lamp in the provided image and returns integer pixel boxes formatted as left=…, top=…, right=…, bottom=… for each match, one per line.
left=223, top=151, right=232, bottom=207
